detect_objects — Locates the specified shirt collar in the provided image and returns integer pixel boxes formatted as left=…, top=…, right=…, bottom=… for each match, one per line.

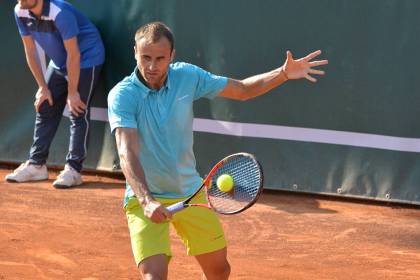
left=132, top=66, right=172, bottom=94
left=131, top=68, right=149, bottom=93
left=29, top=0, right=50, bottom=18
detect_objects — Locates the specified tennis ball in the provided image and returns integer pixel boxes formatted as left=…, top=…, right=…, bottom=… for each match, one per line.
left=216, top=174, right=234, bottom=192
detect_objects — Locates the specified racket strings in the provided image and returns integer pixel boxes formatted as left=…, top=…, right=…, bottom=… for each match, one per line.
left=207, top=155, right=262, bottom=214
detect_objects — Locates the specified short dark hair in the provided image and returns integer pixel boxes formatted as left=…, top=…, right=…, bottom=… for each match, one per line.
left=135, top=22, right=174, bottom=52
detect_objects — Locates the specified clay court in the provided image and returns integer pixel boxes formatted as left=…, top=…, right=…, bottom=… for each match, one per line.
left=1, top=167, right=419, bottom=280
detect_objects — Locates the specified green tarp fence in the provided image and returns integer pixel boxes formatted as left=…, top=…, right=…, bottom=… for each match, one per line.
left=1, top=1, right=420, bottom=205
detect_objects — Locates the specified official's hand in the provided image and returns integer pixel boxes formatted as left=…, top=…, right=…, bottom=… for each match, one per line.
left=34, top=86, right=53, bottom=112
left=67, top=91, right=86, bottom=116
left=282, top=50, right=329, bottom=82
left=143, top=200, right=172, bottom=224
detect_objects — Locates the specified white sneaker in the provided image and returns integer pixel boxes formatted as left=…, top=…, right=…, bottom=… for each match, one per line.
left=53, top=165, right=83, bottom=188
left=5, top=161, right=48, bottom=182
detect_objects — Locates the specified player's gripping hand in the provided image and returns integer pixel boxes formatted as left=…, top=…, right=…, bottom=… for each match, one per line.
left=67, top=91, right=87, bottom=116
left=34, top=86, right=53, bottom=112
left=143, top=200, right=173, bottom=224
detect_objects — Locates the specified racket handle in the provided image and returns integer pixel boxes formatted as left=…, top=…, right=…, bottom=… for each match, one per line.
left=167, top=201, right=186, bottom=214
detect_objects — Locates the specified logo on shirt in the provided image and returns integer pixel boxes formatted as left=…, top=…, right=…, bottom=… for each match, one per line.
left=27, top=21, right=33, bottom=27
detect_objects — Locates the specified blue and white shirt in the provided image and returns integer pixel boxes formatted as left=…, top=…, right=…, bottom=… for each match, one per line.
left=108, top=62, right=228, bottom=205
left=14, top=0, right=105, bottom=71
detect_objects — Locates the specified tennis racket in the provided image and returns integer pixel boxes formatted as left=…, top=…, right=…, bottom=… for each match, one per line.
left=167, top=152, right=263, bottom=215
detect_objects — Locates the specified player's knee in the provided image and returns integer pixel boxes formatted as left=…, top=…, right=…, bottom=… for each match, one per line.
left=138, top=266, right=167, bottom=280
left=140, top=272, right=165, bottom=280
left=219, top=262, right=231, bottom=279
left=138, top=255, right=168, bottom=280
left=222, top=262, right=231, bottom=279
left=206, top=261, right=231, bottom=280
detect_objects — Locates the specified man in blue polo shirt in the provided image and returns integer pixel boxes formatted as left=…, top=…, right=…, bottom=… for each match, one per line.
left=108, top=22, right=327, bottom=279
left=6, top=0, right=105, bottom=187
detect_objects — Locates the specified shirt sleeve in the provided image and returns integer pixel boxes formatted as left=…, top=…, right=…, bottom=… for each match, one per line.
left=54, top=9, right=79, bottom=40
left=107, top=87, right=138, bottom=133
left=14, top=10, right=30, bottom=36
left=191, top=65, right=228, bottom=100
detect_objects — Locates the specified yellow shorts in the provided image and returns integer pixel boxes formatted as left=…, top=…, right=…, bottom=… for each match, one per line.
left=125, top=191, right=227, bottom=266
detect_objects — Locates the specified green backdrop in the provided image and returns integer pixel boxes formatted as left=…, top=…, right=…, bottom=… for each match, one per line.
left=1, top=0, right=420, bottom=205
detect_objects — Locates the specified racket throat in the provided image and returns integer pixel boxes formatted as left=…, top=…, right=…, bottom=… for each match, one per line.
left=167, top=201, right=187, bottom=213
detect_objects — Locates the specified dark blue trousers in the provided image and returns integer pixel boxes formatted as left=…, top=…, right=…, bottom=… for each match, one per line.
left=28, top=64, right=102, bottom=172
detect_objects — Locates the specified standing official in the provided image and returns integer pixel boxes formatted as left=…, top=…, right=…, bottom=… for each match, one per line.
left=6, top=0, right=105, bottom=188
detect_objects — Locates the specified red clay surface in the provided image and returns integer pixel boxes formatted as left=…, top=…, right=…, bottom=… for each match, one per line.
left=1, top=167, right=420, bottom=280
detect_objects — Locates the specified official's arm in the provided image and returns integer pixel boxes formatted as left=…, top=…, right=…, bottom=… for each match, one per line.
left=63, top=37, right=85, bottom=116
left=21, top=35, right=54, bottom=112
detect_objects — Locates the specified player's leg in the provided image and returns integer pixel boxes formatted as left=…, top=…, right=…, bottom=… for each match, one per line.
left=54, top=65, right=102, bottom=187
left=195, top=247, right=230, bottom=280
left=125, top=197, right=171, bottom=280
left=172, top=191, right=230, bottom=279
left=138, top=254, right=169, bottom=280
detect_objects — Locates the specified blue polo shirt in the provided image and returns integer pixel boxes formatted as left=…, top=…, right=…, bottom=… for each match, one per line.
left=108, top=62, right=228, bottom=204
left=14, top=0, right=105, bottom=71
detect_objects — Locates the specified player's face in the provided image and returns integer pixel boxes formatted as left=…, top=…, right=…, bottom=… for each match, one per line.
left=17, top=0, right=38, bottom=9
left=134, top=37, right=174, bottom=90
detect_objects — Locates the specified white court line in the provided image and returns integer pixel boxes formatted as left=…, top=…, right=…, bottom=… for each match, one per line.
left=63, top=106, right=108, bottom=121
left=79, top=107, right=420, bottom=153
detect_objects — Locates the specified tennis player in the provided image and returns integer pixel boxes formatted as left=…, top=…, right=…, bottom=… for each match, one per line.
left=108, top=22, right=327, bottom=279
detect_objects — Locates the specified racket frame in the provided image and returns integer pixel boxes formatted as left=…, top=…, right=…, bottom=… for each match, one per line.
left=167, top=152, right=263, bottom=215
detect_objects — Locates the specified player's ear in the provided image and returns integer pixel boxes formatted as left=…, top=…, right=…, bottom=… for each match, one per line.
left=170, top=49, right=176, bottom=62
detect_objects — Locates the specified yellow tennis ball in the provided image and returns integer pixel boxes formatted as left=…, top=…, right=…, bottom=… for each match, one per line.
left=216, top=174, right=234, bottom=192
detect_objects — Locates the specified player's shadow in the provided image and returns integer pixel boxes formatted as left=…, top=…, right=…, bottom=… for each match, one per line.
left=258, top=190, right=338, bottom=214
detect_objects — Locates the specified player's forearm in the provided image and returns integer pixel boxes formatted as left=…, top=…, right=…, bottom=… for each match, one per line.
left=239, top=66, right=288, bottom=100
left=119, top=151, right=154, bottom=206
left=115, top=128, right=153, bottom=206
left=66, top=51, right=80, bottom=94
left=220, top=66, right=288, bottom=101
left=24, top=47, right=48, bottom=89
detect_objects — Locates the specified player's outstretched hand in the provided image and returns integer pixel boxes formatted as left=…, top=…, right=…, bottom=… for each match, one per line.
left=34, top=86, right=53, bottom=112
left=282, top=50, right=328, bottom=82
left=143, top=200, right=172, bottom=224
